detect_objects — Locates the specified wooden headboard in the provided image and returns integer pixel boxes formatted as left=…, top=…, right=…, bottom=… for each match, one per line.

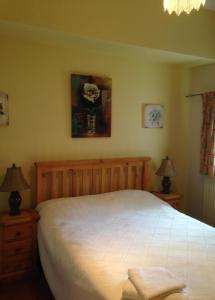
left=35, top=157, right=151, bottom=204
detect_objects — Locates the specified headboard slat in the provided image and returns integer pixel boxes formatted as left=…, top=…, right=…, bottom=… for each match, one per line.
left=50, top=172, right=57, bottom=199
left=101, top=168, right=106, bottom=193
left=62, top=171, right=69, bottom=198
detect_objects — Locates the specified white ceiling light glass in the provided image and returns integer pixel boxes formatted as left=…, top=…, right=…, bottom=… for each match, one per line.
left=163, top=0, right=206, bottom=15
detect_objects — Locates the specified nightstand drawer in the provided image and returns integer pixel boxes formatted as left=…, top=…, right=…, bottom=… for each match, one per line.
left=4, top=223, right=32, bottom=242
left=3, top=256, right=32, bottom=274
left=3, top=251, right=32, bottom=263
left=3, top=240, right=32, bottom=257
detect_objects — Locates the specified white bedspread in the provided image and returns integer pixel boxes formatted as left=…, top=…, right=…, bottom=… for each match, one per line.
left=36, top=190, right=215, bottom=300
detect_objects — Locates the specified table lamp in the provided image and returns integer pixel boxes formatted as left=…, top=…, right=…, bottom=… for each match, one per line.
left=155, top=156, right=176, bottom=194
left=0, top=164, right=30, bottom=215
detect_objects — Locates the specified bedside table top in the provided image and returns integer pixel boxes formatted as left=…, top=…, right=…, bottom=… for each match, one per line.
left=152, top=192, right=182, bottom=200
left=0, top=209, right=39, bottom=225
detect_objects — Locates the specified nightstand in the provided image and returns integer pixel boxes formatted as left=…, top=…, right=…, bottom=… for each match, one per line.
left=0, top=209, right=39, bottom=281
left=152, top=192, right=182, bottom=210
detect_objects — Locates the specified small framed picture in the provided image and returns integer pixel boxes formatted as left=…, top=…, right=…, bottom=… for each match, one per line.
left=0, top=92, right=9, bottom=126
left=143, top=104, right=164, bottom=128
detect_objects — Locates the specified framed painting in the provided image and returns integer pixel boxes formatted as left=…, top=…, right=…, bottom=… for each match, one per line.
left=0, top=92, right=9, bottom=126
left=71, top=74, right=111, bottom=138
left=143, top=104, right=164, bottom=128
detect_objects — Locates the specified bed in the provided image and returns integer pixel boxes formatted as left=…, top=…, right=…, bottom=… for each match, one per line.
left=35, top=157, right=215, bottom=300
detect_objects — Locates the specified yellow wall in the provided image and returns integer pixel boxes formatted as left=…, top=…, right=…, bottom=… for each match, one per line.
left=0, top=30, right=189, bottom=211
left=0, top=0, right=215, bottom=59
left=167, top=66, right=190, bottom=208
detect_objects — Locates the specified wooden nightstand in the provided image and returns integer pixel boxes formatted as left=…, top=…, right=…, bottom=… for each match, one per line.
left=152, top=192, right=182, bottom=210
left=0, top=209, right=39, bottom=281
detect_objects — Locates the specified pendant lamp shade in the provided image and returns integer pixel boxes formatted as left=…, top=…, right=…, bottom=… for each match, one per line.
left=163, top=0, right=206, bottom=15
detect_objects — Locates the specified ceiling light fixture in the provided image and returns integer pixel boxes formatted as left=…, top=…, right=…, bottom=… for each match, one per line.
left=163, top=0, right=206, bottom=15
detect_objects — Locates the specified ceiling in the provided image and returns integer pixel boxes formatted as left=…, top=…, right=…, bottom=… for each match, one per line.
left=205, top=0, right=215, bottom=11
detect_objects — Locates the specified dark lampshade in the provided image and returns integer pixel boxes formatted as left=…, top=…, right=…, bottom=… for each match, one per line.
left=0, top=164, right=30, bottom=192
left=0, top=164, right=30, bottom=215
left=156, top=156, right=176, bottom=194
left=156, top=156, right=176, bottom=177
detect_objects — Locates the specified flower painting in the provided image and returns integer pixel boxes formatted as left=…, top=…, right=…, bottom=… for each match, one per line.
left=71, top=74, right=111, bottom=138
left=0, top=92, right=9, bottom=126
left=143, top=104, right=164, bottom=128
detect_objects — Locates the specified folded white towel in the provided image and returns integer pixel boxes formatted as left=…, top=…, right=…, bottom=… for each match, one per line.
left=122, top=280, right=141, bottom=299
left=128, top=267, right=186, bottom=300
left=122, top=280, right=188, bottom=300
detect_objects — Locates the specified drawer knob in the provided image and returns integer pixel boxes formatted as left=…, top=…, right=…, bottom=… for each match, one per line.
left=15, top=231, right=21, bottom=237
left=15, top=248, right=21, bottom=255
left=15, top=264, right=21, bottom=271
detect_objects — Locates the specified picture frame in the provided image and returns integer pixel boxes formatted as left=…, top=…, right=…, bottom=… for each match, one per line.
left=71, top=74, right=111, bottom=138
left=0, top=92, right=9, bottom=126
left=143, top=104, right=164, bottom=128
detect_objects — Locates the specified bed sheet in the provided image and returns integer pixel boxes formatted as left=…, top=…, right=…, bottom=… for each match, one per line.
left=36, top=190, right=215, bottom=300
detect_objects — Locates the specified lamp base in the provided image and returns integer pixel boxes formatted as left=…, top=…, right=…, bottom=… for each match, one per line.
left=162, top=176, right=171, bottom=194
left=9, top=191, right=21, bottom=216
